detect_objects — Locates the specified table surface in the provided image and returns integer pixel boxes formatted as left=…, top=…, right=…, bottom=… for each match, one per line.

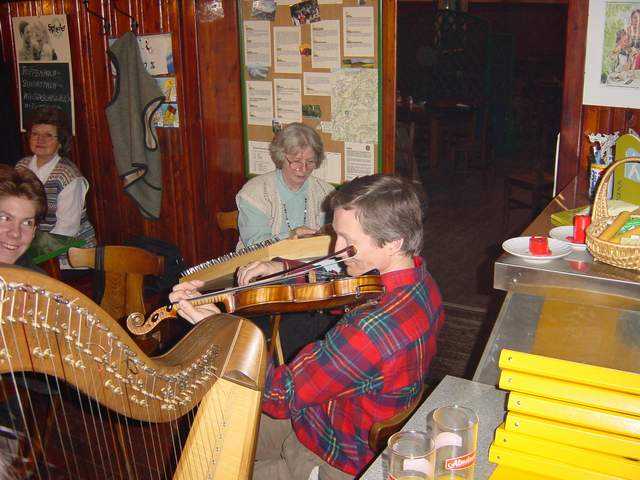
left=481, top=175, right=640, bottom=385
left=496, top=176, right=640, bottom=299
left=360, top=376, right=507, bottom=480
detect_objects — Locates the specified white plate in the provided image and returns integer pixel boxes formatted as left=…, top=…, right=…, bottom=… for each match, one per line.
left=502, top=236, right=573, bottom=263
left=549, top=226, right=588, bottom=251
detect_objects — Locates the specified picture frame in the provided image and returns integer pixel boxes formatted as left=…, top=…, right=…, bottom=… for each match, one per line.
left=583, top=1, right=640, bottom=108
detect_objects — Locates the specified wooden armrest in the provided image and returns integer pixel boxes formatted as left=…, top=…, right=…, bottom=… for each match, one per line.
left=68, top=246, right=163, bottom=275
left=368, top=384, right=428, bottom=453
left=68, top=247, right=96, bottom=269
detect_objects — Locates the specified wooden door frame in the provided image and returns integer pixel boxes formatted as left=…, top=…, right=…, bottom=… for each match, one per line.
left=382, top=0, right=398, bottom=174
left=557, top=0, right=588, bottom=191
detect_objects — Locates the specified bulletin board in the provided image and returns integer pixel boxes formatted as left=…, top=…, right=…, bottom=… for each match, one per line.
left=238, top=0, right=382, bottom=184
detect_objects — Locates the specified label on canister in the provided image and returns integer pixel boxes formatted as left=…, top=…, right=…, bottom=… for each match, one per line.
left=444, top=450, right=476, bottom=471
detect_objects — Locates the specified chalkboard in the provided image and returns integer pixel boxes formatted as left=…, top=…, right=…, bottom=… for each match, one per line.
left=19, top=62, right=74, bottom=133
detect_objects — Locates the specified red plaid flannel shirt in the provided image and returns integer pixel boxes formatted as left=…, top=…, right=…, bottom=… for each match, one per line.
left=261, top=257, right=444, bottom=474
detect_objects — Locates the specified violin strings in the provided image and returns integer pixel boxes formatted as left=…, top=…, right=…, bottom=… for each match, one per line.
left=186, top=252, right=355, bottom=308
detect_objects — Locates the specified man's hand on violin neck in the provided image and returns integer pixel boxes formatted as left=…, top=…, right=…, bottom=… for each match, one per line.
left=237, top=260, right=285, bottom=286
left=169, top=280, right=221, bottom=325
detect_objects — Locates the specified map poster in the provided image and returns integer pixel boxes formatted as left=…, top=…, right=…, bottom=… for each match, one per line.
left=330, top=68, right=378, bottom=143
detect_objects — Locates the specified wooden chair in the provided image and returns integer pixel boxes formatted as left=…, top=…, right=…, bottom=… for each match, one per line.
left=448, top=104, right=493, bottom=187
left=395, top=120, right=418, bottom=180
left=216, top=210, right=239, bottom=231
left=368, top=384, right=428, bottom=453
left=68, top=246, right=164, bottom=320
left=503, top=167, right=555, bottom=234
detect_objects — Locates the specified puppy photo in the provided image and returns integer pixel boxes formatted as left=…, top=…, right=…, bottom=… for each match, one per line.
left=17, top=20, right=58, bottom=61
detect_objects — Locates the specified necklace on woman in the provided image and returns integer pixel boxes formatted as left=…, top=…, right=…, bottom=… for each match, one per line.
left=282, top=196, right=308, bottom=232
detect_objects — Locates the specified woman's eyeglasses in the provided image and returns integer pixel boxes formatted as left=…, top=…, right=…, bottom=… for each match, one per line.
left=29, top=132, right=58, bottom=142
left=285, top=154, right=316, bottom=169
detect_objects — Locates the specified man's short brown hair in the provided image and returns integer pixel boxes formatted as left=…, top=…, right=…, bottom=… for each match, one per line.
left=0, top=165, right=47, bottom=222
left=329, top=174, right=426, bottom=256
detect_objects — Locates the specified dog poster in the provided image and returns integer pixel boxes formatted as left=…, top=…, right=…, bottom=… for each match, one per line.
left=12, top=15, right=72, bottom=62
left=12, top=15, right=75, bottom=133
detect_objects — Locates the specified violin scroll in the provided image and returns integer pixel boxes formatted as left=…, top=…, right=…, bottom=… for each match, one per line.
left=126, top=305, right=179, bottom=335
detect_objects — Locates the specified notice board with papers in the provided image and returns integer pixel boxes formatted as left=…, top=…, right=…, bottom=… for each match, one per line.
left=238, top=0, right=382, bottom=184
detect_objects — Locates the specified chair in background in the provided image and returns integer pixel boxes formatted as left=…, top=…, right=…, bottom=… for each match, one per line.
left=216, top=210, right=239, bottom=231
left=217, top=209, right=240, bottom=254
left=68, top=245, right=165, bottom=353
left=447, top=103, right=493, bottom=187
left=503, top=161, right=555, bottom=234
left=395, top=120, right=417, bottom=180
left=503, top=82, right=560, bottom=234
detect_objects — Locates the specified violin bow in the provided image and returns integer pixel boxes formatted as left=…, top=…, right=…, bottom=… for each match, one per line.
left=252, top=245, right=356, bottom=283
left=174, top=245, right=358, bottom=309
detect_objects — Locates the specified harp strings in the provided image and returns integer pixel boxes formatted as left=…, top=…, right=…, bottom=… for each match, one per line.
left=0, top=278, right=233, bottom=479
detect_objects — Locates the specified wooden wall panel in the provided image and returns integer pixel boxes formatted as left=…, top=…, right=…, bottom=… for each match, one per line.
left=0, top=0, right=245, bottom=266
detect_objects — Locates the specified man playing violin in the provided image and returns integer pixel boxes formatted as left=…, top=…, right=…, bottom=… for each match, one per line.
left=170, top=174, right=444, bottom=479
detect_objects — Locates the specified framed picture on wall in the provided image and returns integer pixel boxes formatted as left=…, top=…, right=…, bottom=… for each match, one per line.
left=583, top=1, right=640, bottom=108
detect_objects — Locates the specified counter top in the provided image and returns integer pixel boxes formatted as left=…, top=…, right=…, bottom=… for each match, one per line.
left=496, top=176, right=640, bottom=298
left=360, top=376, right=507, bottom=480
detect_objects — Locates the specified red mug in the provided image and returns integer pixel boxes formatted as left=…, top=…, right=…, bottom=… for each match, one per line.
left=573, top=214, right=591, bottom=244
left=529, top=236, right=551, bottom=256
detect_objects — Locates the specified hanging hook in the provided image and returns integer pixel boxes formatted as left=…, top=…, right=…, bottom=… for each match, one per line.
left=82, top=0, right=111, bottom=36
left=113, top=0, right=139, bottom=34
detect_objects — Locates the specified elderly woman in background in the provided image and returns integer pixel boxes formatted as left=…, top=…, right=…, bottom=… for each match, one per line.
left=16, top=106, right=96, bottom=250
left=236, top=122, right=334, bottom=248
left=0, top=165, right=46, bottom=269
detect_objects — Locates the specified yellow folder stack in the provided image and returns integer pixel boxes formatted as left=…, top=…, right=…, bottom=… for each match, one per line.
left=488, top=349, right=640, bottom=480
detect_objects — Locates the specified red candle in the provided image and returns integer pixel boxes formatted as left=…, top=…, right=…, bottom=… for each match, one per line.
left=529, top=236, right=551, bottom=256
left=573, top=214, right=591, bottom=244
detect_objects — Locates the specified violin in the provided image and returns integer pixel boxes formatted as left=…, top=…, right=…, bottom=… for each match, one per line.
left=126, top=246, right=385, bottom=336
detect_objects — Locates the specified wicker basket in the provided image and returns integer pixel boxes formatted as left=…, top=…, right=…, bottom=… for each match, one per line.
left=585, top=156, right=640, bottom=271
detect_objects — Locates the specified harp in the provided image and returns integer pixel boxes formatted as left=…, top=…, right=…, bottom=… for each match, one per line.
left=180, top=235, right=333, bottom=289
left=0, top=265, right=266, bottom=479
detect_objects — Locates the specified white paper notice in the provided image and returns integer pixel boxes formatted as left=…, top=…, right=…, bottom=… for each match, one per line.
left=345, top=142, right=374, bottom=180
left=316, top=151, right=342, bottom=184
left=274, top=78, right=302, bottom=123
left=343, top=7, right=374, bottom=57
left=244, top=21, right=271, bottom=67
left=311, top=20, right=341, bottom=70
left=246, top=81, right=273, bottom=126
left=303, top=72, right=333, bottom=96
left=249, top=141, right=275, bottom=175
left=274, top=27, right=302, bottom=74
